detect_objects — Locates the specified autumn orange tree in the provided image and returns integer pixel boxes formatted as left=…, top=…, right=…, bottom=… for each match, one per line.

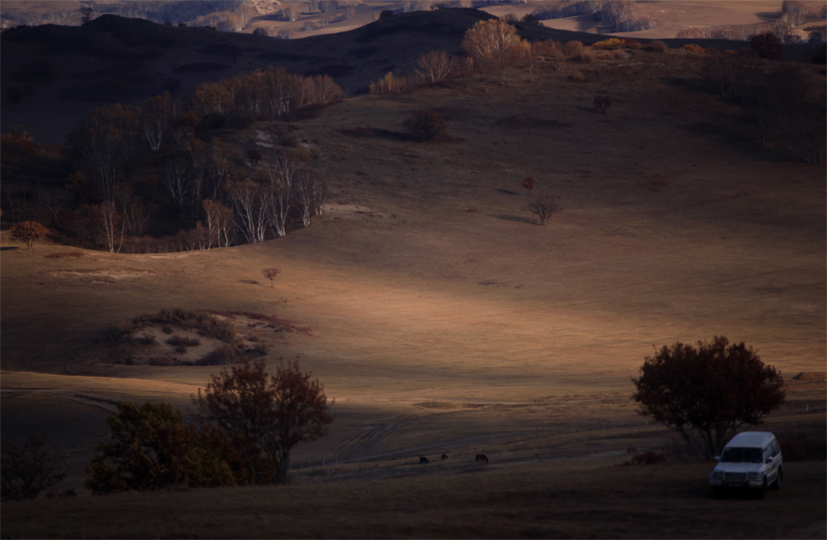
left=194, top=359, right=333, bottom=484
left=461, top=19, right=525, bottom=85
left=632, top=337, right=785, bottom=458
left=10, top=221, right=48, bottom=249
left=521, top=176, right=537, bottom=197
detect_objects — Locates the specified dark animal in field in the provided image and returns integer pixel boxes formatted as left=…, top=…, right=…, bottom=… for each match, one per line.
left=419, top=456, right=429, bottom=464
left=441, top=454, right=448, bottom=460
left=475, top=454, right=488, bottom=464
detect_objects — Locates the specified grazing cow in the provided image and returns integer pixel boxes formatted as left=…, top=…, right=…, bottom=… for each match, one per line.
left=627, top=447, right=639, bottom=456
left=441, top=454, right=448, bottom=460
left=419, top=456, right=429, bottom=464
left=475, top=454, right=488, bottom=464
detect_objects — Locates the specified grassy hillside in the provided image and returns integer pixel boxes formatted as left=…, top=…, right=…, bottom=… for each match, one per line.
left=1, top=21, right=825, bottom=537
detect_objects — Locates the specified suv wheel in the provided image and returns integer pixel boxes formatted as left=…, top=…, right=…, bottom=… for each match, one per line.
left=756, top=478, right=767, bottom=499
left=771, top=468, right=782, bottom=490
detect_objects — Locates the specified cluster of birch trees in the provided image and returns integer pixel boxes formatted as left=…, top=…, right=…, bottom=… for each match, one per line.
left=58, top=67, right=339, bottom=253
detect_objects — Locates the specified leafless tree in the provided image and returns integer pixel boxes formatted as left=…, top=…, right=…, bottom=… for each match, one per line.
left=228, top=179, right=270, bottom=244
left=292, top=169, right=327, bottom=227
left=118, top=187, right=152, bottom=238
left=140, top=93, right=177, bottom=152
left=161, top=160, right=192, bottom=220
left=99, top=200, right=125, bottom=253
left=262, top=267, right=281, bottom=288
left=264, top=151, right=301, bottom=237
left=528, top=195, right=559, bottom=226
left=38, top=189, right=73, bottom=228
left=416, top=51, right=456, bottom=84
left=69, top=104, right=140, bottom=205
left=202, top=198, right=235, bottom=248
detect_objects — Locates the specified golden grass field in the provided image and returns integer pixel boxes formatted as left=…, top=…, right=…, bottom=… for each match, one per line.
left=1, top=40, right=825, bottom=537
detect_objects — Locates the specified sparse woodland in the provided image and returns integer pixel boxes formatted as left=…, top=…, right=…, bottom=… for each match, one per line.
left=2, top=67, right=341, bottom=254
left=3, top=12, right=825, bottom=253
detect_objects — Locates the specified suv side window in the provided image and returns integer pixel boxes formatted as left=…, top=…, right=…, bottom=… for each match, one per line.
left=770, top=440, right=781, bottom=457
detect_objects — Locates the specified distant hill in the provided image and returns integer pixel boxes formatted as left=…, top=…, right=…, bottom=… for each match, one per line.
left=0, top=8, right=819, bottom=144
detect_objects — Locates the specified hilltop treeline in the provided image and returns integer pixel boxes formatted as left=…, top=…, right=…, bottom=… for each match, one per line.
left=0, top=1, right=266, bottom=31
left=532, top=0, right=658, bottom=33
left=2, top=67, right=342, bottom=254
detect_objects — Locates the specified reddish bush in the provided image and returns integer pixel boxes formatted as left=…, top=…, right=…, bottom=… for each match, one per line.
left=10, top=221, right=49, bottom=249
left=752, top=33, right=783, bottom=60
left=403, top=111, right=447, bottom=142
left=1, top=435, right=69, bottom=501
left=646, top=40, right=667, bottom=53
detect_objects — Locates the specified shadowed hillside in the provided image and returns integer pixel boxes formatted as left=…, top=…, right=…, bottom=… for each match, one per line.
left=8, top=8, right=818, bottom=144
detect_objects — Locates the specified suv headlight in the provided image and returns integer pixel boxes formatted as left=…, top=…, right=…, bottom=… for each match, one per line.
left=748, top=472, right=761, bottom=480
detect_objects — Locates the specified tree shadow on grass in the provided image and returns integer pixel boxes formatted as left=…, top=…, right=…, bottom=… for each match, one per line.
left=340, top=127, right=415, bottom=142
left=1, top=246, right=20, bottom=251
left=240, top=280, right=260, bottom=285
left=494, top=214, right=537, bottom=225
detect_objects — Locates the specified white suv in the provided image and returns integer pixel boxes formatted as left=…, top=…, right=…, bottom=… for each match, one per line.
left=709, top=431, right=783, bottom=498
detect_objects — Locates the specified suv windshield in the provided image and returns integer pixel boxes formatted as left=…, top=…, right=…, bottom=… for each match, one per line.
left=720, top=447, right=763, bottom=463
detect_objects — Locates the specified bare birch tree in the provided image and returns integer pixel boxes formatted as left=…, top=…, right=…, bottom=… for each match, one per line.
left=161, top=160, right=192, bottom=220
left=229, top=179, right=270, bottom=243
left=416, top=51, right=455, bottom=84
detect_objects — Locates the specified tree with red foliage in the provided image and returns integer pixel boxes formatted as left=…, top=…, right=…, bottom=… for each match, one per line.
left=1, top=434, right=69, bottom=501
left=263, top=267, right=281, bottom=288
left=195, top=359, right=333, bottom=484
left=403, top=111, right=447, bottom=142
left=521, top=176, right=537, bottom=197
left=10, top=221, right=48, bottom=250
left=632, top=336, right=785, bottom=458
left=751, top=33, right=783, bottom=60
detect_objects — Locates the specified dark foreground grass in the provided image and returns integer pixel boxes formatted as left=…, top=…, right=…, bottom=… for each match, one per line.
left=2, top=461, right=824, bottom=539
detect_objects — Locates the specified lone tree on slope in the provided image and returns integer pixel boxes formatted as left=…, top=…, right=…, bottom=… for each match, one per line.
left=521, top=176, right=537, bottom=198
left=527, top=195, right=559, bottom=226
left=263, top=268, right=281, bottom=288
left=403, top=111, right=447, bottom=142
left=195, top=359, right=333, bottom=484
left=11, top=221, right=49, bottom=250
left=631, top=336, right=785, bottom=458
